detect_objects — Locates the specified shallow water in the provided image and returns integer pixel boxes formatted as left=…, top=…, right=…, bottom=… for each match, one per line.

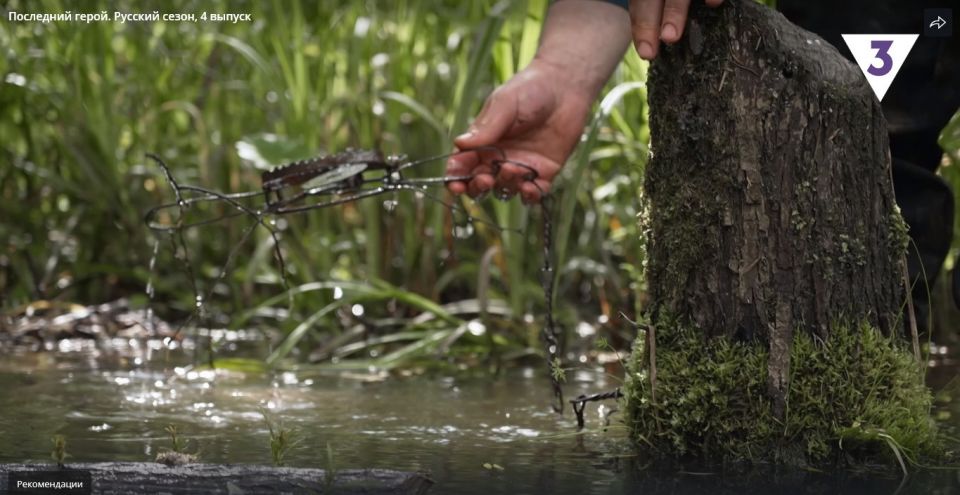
left=0, top=336, right=957, bottom=495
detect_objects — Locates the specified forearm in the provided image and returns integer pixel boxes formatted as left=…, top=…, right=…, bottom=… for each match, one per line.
left=534, top=0, right=632, bottom=99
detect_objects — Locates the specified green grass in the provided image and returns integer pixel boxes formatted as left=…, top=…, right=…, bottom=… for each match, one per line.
left=50, top=434, right=68, bottom=468
left=0, top=0, right=650, bottom=369
left=261, top=408, right=300, bottom=467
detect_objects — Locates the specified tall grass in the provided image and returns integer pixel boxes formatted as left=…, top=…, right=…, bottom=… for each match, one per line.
left=0, top=0, right=651, bottom=362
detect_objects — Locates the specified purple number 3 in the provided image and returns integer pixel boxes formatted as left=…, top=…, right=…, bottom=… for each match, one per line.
left=867, top=40, right=893, bottom=76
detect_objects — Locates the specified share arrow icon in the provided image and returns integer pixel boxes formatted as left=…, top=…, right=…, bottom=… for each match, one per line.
left=841, top=34, right=918, bottom=101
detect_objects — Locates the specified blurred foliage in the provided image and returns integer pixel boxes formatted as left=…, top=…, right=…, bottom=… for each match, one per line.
left=0, top=0, right=649, bottom=365
left=938, top=109, right=960, bottom=270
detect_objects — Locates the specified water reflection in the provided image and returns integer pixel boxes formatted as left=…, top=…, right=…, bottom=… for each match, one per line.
left=0, top=336, right=956, bottom=495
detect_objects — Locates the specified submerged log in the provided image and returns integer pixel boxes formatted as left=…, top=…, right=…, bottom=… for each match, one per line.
left=0, top=463, right=433, bottom=495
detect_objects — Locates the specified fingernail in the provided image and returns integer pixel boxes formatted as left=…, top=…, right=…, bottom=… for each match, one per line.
left=636, top=41, right=655, bottom=60
left=455, top=128, right=476, bottom=142
left=662, top=24, right=677, bottom=41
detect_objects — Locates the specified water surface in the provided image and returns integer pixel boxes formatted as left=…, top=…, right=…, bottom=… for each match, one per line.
left=0, top=336, right=957, bottom=494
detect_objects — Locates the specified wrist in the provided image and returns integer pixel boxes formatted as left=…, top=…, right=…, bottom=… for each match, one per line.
left=524, top=57, right=597, bottom=111
left=534, top=0, right=632, bottom=98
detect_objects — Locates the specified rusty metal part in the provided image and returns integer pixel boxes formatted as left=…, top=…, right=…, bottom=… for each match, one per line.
left=260, top=149, right=387, bottom=192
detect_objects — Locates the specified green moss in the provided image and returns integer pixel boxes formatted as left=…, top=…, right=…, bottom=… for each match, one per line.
left=885, top=209, right=910, bottom=260
left=653, top=199, right=718, bottom=286
left=623, top=321, right=942, bottom=466
left=836, top=233, right=867, bottom=268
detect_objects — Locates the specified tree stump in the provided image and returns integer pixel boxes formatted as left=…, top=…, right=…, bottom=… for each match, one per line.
left=624, top=0, right=940, bottom=464
left=644, top=0, right=905, bottom=414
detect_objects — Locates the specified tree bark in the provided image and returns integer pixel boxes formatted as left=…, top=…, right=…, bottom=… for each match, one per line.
left=644, top=0, right=905, bottom=416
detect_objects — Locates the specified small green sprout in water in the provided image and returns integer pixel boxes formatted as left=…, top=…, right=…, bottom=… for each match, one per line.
left=50, top=435, right=68, bottom=468
left=550, top=357, right=567, bottom=383
left=156, top=425, right=199, bottom=466
left=165, top=425, right=187, bottom=453
left=261, top=409, right=300, bottom=467
left=482, top=462, right=505, bottom=471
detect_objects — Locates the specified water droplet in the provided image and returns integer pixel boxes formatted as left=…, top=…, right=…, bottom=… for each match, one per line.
left=576, top=322, right=596, bottom=338
left=144, top=239, right=160, bottom=333
left=382, top=199, right=398, bottom=212
left=195, top=295, right=206, bottom=317
left=333, top=287, right=343, bottom=300
left=453, top=224, right=474, bottom=239
left=467, top=320, right=486, bottom=336
left=351, top=304, right=365, bottom=317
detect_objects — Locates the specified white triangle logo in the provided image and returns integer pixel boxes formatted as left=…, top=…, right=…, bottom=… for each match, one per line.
left=841, top=34, right=918, bottom=101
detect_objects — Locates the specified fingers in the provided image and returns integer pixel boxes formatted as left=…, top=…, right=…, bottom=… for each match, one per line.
left=445, top=148, right=558, bottom=204
left=466, top=166, right=496, bottom=198
left=446, top=146, right=504, bottom=197
left=453, top=88, right=517, bottom=150
left=659, top=0, right=690, bottom=44
left=630, top=0, right=725, bottom=59
left=445, top=149, right=476, bottom=195
left=491, top=153, right=560, bottom=204
left=629, top=0, right=664, bottom=60
left=520, top=179, right=552, bottom=205
left=447, top=88, right=519, bottom=196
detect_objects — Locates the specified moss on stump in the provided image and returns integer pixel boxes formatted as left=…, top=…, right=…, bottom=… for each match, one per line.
left=623, top=321, right=942, bottom=466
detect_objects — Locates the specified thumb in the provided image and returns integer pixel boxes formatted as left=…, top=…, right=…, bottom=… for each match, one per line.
left=454, top=89, right=517, bottom=149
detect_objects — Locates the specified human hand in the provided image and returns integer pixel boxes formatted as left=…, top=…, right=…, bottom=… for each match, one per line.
left=445, top=61, right=594, bottom=204
left=630, top=0, right=724, bottom=60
